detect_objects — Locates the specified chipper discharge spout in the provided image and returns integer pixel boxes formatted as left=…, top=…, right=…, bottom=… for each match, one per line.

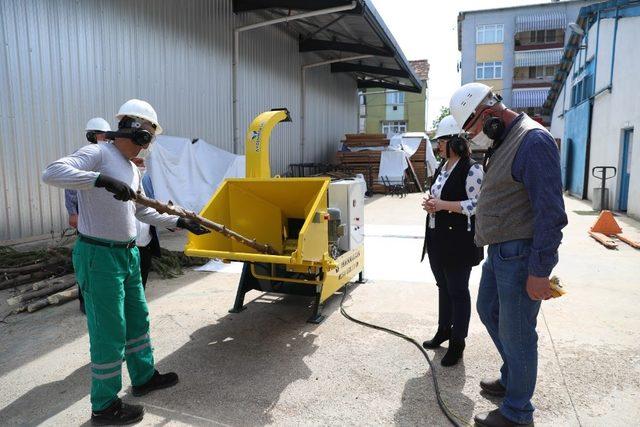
left=184, top=109, right=365, bottom=323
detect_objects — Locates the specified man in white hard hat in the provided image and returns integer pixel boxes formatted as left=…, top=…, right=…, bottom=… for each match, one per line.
left=43, top=99, right=210, bottom=425
left=66, top=117, right=112, bottom=230
left=449, top=83, right=567, bottom=427
left=65, top=117, right=112, bottom=314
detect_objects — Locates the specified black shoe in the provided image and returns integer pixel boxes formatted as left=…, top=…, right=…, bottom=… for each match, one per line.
left=474, top=409, right=533, bottom=426
left=132, top=370, right=179, bottom=397
left=441, top=338, right=465, bottom=367
left=422, top=327, right=451, bottom=349
left=91, top=399, right=144, bottom=425
left=480, top=378, right=506, bottom=397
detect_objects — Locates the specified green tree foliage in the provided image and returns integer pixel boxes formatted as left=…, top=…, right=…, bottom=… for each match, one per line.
left=431, top=106, right=450, bottom=130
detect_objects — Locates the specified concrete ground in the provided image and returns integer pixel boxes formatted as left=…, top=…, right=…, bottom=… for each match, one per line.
left=1, top=194, right=639, bottom=426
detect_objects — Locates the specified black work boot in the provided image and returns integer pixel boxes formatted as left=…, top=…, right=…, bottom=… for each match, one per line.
left=474, top=408, right=533, bottom=426
left=91, top=398, right=144, bottom=425
left=480, top=378, right=506, bottom=397
left=422, top=327, right=451, bottom=349
left=441, top=338, right=465, bottom=367
left=132, top=370, right=179, bottom=397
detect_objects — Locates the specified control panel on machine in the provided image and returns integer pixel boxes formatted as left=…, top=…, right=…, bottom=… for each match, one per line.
left=328, top=179, right=366, bottom=255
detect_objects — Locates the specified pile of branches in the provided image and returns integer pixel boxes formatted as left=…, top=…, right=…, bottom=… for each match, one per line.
left=0, top=246, right=73, bottom=291
left=1, top=245, right=208, bottom=317
left=151, top=248, right=209, bottom=279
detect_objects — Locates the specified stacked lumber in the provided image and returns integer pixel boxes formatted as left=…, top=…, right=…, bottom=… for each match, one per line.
left=337, top=134, right=429, bottom=194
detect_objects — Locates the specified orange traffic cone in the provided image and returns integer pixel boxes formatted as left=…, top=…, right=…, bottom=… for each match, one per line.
left=590, top=210, right=622, bottom=235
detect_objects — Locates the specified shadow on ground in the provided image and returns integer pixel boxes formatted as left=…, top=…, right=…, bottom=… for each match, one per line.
left=0, top=270, right=214, bottom=378
left=128, top=288, right=349, bottom=425
left=0, top=282, right=349, bottom=425
left=395, top=351, right=475, bottom=426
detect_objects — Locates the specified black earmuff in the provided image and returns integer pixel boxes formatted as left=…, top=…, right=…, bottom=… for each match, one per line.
left=105, top=129, right=153, bottom=146
left=86, top=131, right=97, bottom=144
left=107, top=116, right=154, bottom=146
left=482, top=116, right=505, bottom=141
left=446, top=136, right=469, bottom=158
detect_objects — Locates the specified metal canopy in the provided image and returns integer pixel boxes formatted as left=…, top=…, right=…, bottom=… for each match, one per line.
left=233, top=0, right=425, bottom=93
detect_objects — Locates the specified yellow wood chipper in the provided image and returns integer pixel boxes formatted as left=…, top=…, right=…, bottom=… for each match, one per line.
left=184, top=109, right=365, bottom=322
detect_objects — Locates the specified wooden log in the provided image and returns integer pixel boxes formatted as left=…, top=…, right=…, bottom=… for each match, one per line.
left=0, top=271, right=53, bottom=291
left=7, top=275, right=76, bottom=306
left=30, top=273, right=75, bottom=291
left=27, top=298, right=50, bottom=313
left=47, top=287, right=79, bottom=305
left=0, top=256, right=67, bottom=275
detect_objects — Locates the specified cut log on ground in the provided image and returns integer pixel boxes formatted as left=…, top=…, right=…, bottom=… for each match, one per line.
left=47, top=287, right=79, bottom=305
left=0, top=256, right=67, bottom=275
left=27, top=298, right=50, bottom=313
left=7, top=275, right=76, bottom=306
left=29, top=273, right=75, bottom=291
left=0, top=271, right=54, bottom=291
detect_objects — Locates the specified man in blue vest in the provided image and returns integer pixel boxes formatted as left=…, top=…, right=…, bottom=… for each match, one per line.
left=450, top=83, right=567, bottom=427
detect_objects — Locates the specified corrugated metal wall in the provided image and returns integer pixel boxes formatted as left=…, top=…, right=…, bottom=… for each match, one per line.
left=0, top=0, right=357, bottom=241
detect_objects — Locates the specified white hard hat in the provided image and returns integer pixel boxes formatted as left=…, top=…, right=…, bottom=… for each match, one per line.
left=116, top=99, right=163, bottom=134
left=449, top=83, right=492, bottom=129
left=85, top=117, right=111, bottom=132
left=434, top=115, right=461, bottom=139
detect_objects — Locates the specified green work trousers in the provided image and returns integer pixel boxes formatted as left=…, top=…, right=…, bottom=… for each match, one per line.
left=72, top=237, right=155, bottom=411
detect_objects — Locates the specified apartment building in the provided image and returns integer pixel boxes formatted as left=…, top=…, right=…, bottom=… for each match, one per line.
left=359, top=60, right=430, bottom=135
left=458, top=0, right=595, bottom=125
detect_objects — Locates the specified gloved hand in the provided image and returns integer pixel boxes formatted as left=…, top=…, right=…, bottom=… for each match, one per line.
left=95, top=174, right=136, bottom=201
left=177, top=218, right=211, bottom=235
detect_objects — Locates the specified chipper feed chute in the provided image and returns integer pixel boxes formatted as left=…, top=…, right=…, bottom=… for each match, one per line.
left=184, top=109, right=364, bottom=322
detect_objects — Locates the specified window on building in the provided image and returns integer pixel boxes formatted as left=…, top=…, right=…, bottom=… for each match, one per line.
left=381, top=120, right=407, bottom=136
left=546, top=29, right=557, bottom=43
left=528, top=66, right=543, bottom=79
left=476, top=61, right=503, bottom=80
left=545, top=65, right=556, bottom=77
left=386, top=91, right=405, bottom=105
left=476, top=24, right=504, bottom=44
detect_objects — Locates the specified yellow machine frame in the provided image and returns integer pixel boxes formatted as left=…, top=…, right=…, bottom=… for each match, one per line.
left=184, top=108, right=364, bottom=322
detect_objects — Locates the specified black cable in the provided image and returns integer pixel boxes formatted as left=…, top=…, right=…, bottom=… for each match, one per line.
left=339, top=282, right=471, bottom=427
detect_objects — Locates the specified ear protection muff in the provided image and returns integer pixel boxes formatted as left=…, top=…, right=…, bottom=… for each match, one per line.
left=86, top=131, right=97, bottom=144
left=105, top=130, right=153, bottom=146
left=482, top=116, right=505, bottom=141
left=446, top=136, right=469, bottom=158
left=107, top=116, right=154, bottom=146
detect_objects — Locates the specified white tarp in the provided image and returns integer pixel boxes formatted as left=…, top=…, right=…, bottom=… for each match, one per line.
left=148, top=136, right=245, bottom=213
left=378, top=149, right=408, bottom=182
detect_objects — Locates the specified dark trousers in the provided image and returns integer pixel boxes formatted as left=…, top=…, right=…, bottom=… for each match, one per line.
left=138, top=244, right=154, bottom=289
left=428, top=256, right=472, bottom=341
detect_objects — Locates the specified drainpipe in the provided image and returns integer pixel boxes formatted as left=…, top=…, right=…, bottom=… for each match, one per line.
left=232, top=1, right=358, bottom=154
left=608, top=7, right=620, bottom=91
left=592, top=11, right=601, bottom=96
left=300, top=54, right=372, bottom=163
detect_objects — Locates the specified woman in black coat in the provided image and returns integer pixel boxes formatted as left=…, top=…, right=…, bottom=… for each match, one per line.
left=421, top=116, right=484, bottom=367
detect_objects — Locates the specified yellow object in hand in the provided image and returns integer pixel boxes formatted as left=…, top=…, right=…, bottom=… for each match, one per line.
left=550, top=276, right=565, bottom=298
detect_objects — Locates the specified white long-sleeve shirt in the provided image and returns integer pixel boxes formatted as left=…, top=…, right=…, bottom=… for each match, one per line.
left=43, top=142, right=178, bottom=242
left=429, top=160, right=484, bottom=231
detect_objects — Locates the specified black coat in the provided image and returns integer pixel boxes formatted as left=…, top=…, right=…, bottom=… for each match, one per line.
left=421, top=157, right=484, bottom=268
